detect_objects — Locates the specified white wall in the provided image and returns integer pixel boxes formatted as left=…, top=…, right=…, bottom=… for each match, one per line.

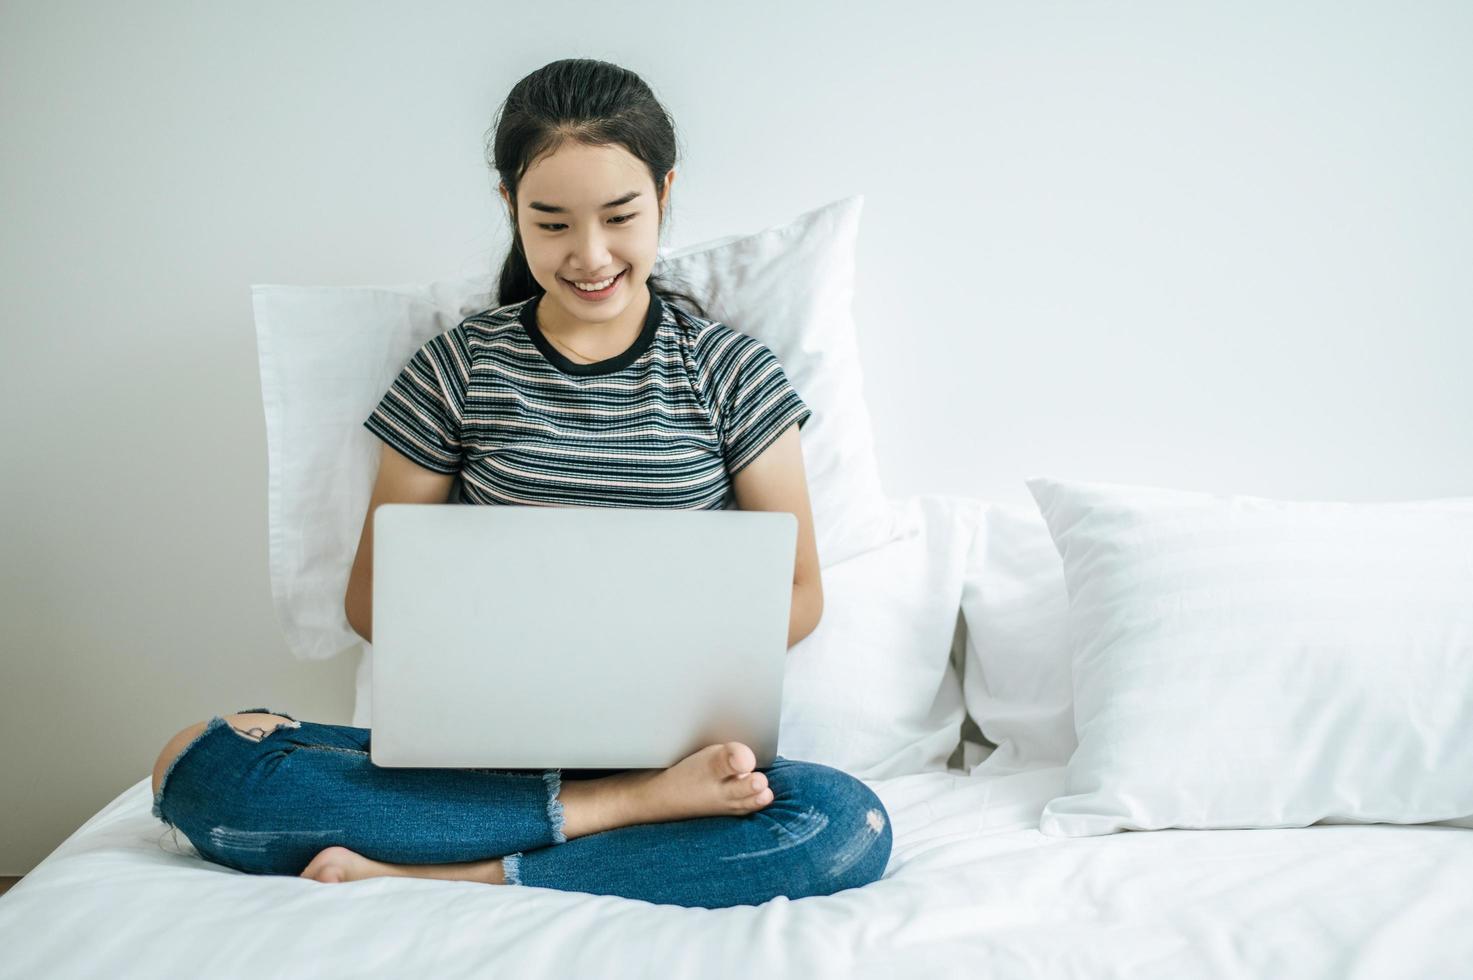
left=2, top=0, right=1469, bottom=873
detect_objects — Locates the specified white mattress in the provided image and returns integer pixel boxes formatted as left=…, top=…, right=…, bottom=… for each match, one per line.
left=2, top=762, right=1469, bottom=979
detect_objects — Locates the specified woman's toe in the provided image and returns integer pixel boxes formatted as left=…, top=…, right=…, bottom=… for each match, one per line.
left=721, top=741, right=756, bottom=778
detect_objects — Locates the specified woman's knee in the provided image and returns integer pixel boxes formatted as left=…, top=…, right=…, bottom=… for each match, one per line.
left=152, top=715, right=310, bottom=875
left=766, top=760, right=893, bottom=895
left=153, top=720, right=210, bottom=800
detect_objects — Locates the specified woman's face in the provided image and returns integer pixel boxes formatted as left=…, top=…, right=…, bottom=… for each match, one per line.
left=502, top=141, right=673, bottom=330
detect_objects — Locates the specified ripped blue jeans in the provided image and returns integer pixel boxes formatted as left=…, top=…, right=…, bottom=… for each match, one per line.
left=152, top=708, right=892, bottom=908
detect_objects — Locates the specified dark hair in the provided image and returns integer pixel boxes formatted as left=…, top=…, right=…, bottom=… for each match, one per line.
left=484, top=59, right=708, bottom=317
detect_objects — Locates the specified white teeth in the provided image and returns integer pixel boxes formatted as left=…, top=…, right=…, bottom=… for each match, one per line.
left=571, top=273, right=619, bottom=291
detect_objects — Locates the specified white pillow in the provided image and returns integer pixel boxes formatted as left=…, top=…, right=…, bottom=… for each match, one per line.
left=777, top=493, right=982, bottom=778
left=252, top=195, right=897, bottom=664
left=254, top=274, right=495, bottom=664
left=960, top=501, right=1075, bottom=775
left=1027, top=476, right=1473, bottom=838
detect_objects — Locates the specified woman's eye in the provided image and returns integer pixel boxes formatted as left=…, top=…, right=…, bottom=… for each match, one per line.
left=536, top=213, right=638, bottom=232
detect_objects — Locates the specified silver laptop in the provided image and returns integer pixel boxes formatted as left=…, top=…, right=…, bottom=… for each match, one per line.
left=369, top=502, right=797, bottom=770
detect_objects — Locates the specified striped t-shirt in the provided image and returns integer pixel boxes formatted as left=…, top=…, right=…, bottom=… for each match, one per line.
left=362, top=281, right=813, bottom=510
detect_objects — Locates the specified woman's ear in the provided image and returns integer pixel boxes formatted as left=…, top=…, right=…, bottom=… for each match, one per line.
left=499, top=184, right=518, bottom=227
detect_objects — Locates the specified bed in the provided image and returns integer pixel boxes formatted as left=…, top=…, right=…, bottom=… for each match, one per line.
left=3, top=726, right=1470, bottom=977
left=5, top=198, right=1469, bottom=978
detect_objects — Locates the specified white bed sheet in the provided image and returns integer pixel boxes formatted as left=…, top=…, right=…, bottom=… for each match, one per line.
left=2, top=763, right=1470, bottom=979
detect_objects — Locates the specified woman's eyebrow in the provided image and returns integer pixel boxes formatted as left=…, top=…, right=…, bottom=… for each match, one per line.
left=528, top=191, right=642, bottom=214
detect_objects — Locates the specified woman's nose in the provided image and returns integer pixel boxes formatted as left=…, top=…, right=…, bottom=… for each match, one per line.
left=569, top=227, right=614, bottom=269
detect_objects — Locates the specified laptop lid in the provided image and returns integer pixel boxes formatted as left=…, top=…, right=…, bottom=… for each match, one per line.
left=370, top=503, right=797, bottom=770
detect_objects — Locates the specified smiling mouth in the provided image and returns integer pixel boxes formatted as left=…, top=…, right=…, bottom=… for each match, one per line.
left=565, top=270, right=625, bottom=289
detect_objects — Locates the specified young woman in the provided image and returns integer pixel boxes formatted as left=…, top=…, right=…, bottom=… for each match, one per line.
left=150, top=58, right=892, bottom=909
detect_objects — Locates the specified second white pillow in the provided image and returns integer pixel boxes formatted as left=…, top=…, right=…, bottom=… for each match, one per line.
left=960, top=501, right=1074, bottom=775
left=777, top=494, right=981, bottom=778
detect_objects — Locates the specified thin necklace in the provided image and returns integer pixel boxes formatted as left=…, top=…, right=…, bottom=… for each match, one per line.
left=538, top=306, right=616, bottom=364
left=543, top=330, right=601, bottom=364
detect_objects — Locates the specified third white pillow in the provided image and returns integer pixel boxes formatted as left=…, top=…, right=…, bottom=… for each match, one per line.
left=1028, top=476, right=1473, bottom=838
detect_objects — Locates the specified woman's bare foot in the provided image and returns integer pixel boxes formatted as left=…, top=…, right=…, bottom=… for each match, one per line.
left=558, top=741, right=774, bottom=838
left=300, top=845, right=504, bottom=885
left=636, top=741, right=775, bottom=820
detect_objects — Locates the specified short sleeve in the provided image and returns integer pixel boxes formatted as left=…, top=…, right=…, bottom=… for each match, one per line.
left=718, top=337, right=813, bottom=477
left=362, top=328, right=470, bottom=474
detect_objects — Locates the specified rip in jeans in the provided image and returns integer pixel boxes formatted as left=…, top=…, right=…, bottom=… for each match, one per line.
left=827, top=809, right=887, bottom=879
left=225, top=712, right=303, bottom=743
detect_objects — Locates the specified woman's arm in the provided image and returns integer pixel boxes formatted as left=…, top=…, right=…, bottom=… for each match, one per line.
left=787, top=581, right=824, bottom=650
left=727, top=423, right=825, bottom=650
left=345, top=443, right=458, bottom=644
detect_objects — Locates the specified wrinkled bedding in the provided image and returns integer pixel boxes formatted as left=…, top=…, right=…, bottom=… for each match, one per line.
left=2, top=761, right=1469, bottom=979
